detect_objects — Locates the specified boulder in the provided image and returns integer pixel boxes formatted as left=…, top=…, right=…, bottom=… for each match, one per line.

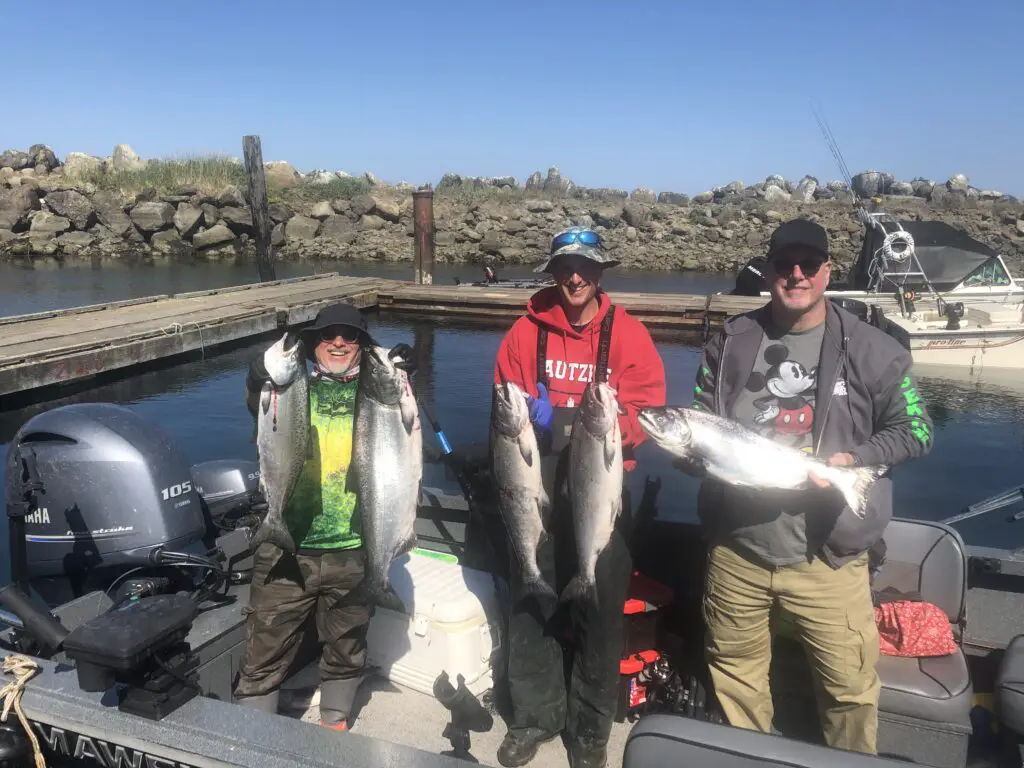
left=130, top=202, right=175, bottom=233
left=265, top=161, right=300, bottom=189
left=852, top=170, right=894, bottom=198
left=0, top=149, right=31, bottom=170
left=763, top=185, right=791, bottom=204
left=630, top=187, right=657, bottom=203
left=193, top=224, right=235, bottom=249
left=92, top=191, right=134, bottom=237
left=216, top=185, right=247, bottom=207
left=46, top=190, right=96, bottom=230
left=173, top=204, right=205, bottom=238
left=28, top=145, right=60, bottom=171
left=220, top=206, right=253, bottom=234
left=0, top=186, right=41, bottom=230
left=359, top=214, right=386, bottom=230
left=62, top=152, right=105, bottom=177
left=311, top=201, right=334, bottom=220
left=946, top=174, right=969, bottom=192
left=150, top=229, right=186, bottom=255
left=269, top=202, right=294, bottom=222
left=319, top=215, right=355, bottom=243
left=110, top=144, right=144, bottom=172
left=29, top=211, right=72, bottom=236
left=56, top=231, right=96, bottom=253
left=285, top=215, right=320, bottom=242
left=658, top=192, right=689, bottom=205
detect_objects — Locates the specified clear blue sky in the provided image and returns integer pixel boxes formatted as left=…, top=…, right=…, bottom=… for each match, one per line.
left=3, top=1, right=1022, bottom=196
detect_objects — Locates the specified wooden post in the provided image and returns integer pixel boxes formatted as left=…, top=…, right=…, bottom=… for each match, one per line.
left=243, top=135, right=277, bottom=283
left=413, top=188, right=435, bottom=285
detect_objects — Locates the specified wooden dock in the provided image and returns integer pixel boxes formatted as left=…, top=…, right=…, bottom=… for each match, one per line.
left=375, top=282, right=764, bottom=327
left=0, top=274, right=769, bottom=406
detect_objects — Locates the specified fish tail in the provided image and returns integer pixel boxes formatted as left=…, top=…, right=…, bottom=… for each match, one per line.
left=834, top=464, right=889, bottom=519
left=559, top=574, right=598, bottom=608
left=250, top=518, right=297, bottom=554
left=366, top=583, right=407, bottom=613
left=521, top=573, right=558, bottom=602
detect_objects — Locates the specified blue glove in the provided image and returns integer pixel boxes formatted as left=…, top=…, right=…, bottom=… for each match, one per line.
left=526, top=382, right=554, bottom=433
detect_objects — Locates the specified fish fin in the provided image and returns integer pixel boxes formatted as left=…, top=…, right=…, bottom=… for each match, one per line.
left=538, top=490, right=552, bottom=531
left=400, top=396, right=418, bottom=435
left=517, top=431, right=535, bottom=466
left=397, top=531, right=418, bottom=559
left=560, top=575, right=598, bottom=608
left=259, top=383, right=273, bottom=415
left=832, top=464, right=889, bottom=519
left=604, top=433, right=617, bottom=469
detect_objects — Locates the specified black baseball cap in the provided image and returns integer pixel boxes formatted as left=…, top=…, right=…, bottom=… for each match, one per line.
left=302, top=303, right=377, bottom=348
left=766, top=219, right=830, bottom=262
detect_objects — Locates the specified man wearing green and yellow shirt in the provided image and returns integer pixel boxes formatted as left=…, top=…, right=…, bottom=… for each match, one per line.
left=233, top=303, right=413, bottom=732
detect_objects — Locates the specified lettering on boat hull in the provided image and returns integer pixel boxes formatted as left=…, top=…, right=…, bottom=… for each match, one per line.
left=32, top=722, right=197, bottom=768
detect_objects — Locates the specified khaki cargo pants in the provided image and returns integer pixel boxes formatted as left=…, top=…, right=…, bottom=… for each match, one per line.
left=703, top=542, right=881, bottom=754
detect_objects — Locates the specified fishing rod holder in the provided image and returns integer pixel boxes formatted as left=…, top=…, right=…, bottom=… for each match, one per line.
left=433, top=670, right=493, bottom=762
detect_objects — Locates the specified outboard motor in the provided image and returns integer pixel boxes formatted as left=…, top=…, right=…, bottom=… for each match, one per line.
left=3, top=403, right=259, bottom=604
left=191, top=458, right=261, bottom=543
left=731, top=256, right=768, bottom=296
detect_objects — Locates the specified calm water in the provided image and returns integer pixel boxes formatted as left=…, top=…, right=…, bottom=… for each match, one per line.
left=0, top=260, right=1022, bottom=579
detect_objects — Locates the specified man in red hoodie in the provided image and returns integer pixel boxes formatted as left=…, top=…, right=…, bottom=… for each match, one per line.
left=493, top=226, right=666, bottom=768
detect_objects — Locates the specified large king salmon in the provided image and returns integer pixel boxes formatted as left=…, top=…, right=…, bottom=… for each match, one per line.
left=252, top=332, right=310, bottom=554
left=563, top=382, right=623, bottom=608
left=348, top=345, right=422, bottom=612
left=490, top=380, right=556, bottom=601
left=638, top=406, right=887, bottom=519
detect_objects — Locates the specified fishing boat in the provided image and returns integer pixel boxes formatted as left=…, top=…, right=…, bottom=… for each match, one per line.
left=731, top=211, right=1024, bottom=306
left=873, top=295, right=1024, bottom=369
left=3, top=402, right=1024, bottom=768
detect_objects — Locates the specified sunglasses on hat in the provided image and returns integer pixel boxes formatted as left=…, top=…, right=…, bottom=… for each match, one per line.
left=319, top=326, right=361, bottom=343
left=551, top=230, right=602, bottom=252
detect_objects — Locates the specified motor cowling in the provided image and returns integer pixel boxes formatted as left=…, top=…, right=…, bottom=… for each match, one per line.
left=190, top=458, right=261, bottom=538
left=3, top=403, right=208, bottom=581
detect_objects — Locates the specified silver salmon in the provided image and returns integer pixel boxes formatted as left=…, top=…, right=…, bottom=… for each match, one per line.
left=638, top=406, right=888, bottom=519
left=252, top=332, right=309, bottom=554
left=349, top=345, right=422, bottom=612
left=490, top=381, right=556, bottom=601
left=563, top=382, right=624, bottom=607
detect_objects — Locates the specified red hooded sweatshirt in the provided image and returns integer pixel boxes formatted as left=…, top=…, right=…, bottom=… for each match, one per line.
left=493, top=287, right=666, bottom=471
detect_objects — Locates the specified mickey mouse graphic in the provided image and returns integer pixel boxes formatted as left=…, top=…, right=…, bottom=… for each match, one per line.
left=745, top=344, right=817, bottom=448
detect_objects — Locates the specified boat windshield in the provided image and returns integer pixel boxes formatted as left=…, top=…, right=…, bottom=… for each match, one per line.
left=961, top=257, right=1013, bottom=288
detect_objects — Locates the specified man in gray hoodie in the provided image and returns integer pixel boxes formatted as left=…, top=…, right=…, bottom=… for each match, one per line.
left=682, top=219, right=934, bottom=754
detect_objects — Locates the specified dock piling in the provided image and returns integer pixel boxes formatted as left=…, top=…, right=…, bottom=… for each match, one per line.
left=413, top=188, right=436, bottom=285
left=242, top=135, right=277, bottom=283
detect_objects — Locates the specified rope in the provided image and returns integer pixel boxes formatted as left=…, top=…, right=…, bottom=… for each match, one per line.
left=0, top=654, right=46, bottom=768
left=161, top=322, right=206, bottom=360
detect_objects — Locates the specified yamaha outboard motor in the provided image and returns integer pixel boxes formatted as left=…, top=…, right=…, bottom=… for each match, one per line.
left=3, top=403, right=258, bottom=605
left=731, top=256, right=768, bottom=296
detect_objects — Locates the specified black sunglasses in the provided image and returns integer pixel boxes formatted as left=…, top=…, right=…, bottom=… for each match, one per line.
left=319, top=326, right=361, bottom=343
left=771, top=256, right=827, bottom=278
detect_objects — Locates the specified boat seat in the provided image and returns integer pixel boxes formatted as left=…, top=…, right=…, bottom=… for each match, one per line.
left=623, top=714, right=920, bottom=768
left=996, top=634, right=1024, bottom=736
left=871, top=518, right=974, bottom=767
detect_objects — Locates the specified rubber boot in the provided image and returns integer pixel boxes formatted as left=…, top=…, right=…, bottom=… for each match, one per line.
left=236, top=689, right=280, bottom=714
left=319, top=677, right=362, bottom=728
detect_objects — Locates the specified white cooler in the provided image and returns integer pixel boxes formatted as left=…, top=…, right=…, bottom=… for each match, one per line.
left=366, top=551, right=504, bottom=696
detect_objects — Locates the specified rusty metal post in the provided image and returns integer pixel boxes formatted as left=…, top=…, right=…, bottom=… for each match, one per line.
left=413, top=189, right=435, bottom=285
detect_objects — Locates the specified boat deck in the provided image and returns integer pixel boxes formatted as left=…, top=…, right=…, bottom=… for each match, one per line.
left=277, top=662, right=632, bottom=768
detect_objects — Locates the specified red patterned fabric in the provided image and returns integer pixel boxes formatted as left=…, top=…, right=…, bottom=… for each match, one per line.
left=874, top=600, right=957, bottom=657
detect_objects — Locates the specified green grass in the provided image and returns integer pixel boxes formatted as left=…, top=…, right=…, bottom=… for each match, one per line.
left=61, top=154, right=372, bottom=203
left=66, top=155, right=248, bottom=196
